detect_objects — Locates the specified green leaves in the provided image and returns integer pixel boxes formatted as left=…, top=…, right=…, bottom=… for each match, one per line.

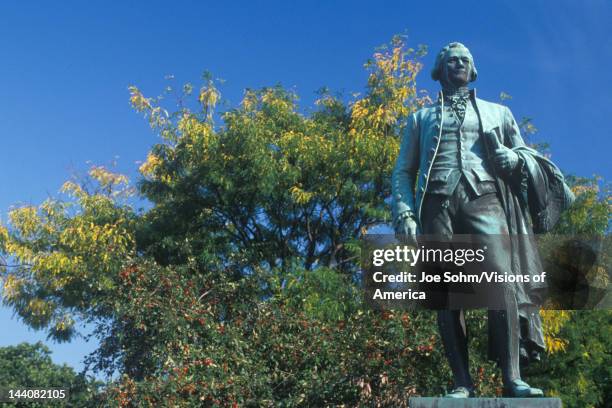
left=133, top=38, right=428, bottom=275
left=0, top=342, right=99, bottom=407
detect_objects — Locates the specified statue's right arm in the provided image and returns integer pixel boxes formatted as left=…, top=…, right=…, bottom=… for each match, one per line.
left=392, top=113, right=420, bottom=229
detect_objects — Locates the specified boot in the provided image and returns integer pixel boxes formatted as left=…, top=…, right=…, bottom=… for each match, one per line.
left=503, top=379, right=544, bottom=398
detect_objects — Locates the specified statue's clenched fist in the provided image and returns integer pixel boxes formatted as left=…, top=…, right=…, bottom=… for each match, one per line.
left=493, top=146, right=519, bottom=174
left=394, top=212, right=418, bottom=246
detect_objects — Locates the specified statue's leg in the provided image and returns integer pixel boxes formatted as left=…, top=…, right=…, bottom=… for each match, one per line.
left=420, top=193, right=454, bottom=309
left=422, top=191, right=474, bottom=391
left=456, top=183, right=534, bottom=392
left=488, top=305, right=521, bottom=384
left=437, top=310, right=474, bottom=389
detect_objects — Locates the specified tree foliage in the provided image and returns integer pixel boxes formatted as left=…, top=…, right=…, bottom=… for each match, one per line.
left=1, top=166, right=136, bottom=341
left=524, top=311, right=612, bottom=407
left=0, top=342, right=99, bottom=407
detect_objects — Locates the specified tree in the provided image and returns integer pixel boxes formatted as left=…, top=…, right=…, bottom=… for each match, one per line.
left=0, top=342, right=99, bottom=407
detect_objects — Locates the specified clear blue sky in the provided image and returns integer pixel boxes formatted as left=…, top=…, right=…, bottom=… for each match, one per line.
left=1, top=1, right=610, bottom=374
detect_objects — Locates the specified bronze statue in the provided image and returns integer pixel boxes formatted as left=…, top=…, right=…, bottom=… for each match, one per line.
left=391, top=42, right=574, bottom=398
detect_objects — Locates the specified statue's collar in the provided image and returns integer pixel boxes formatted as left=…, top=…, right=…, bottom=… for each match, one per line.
left=434, top=89, right=499, bottom=133
left=437, top=88, right=476, bottom=102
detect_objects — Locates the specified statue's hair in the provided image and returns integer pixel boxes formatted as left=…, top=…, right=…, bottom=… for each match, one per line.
left=431, top=42, right=478, bottom=82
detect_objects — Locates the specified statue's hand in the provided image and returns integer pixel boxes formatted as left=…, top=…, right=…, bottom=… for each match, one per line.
left=394, top=213, right=418, bottom=246
left=493, top=147, right=519, bottom=174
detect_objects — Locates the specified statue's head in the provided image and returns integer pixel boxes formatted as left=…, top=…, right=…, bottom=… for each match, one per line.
left=431, top=42, right=478, bottom=88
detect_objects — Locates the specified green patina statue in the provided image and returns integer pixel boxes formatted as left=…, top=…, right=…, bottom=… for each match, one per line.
left=391, top=42, right=574, bottom=398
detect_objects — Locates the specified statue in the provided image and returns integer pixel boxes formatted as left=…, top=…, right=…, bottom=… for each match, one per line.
left=391, top=42, right=574, bottom=398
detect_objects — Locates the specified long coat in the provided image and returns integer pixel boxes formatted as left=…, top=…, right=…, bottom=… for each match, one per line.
left=391, top=89, right=574, bottom=358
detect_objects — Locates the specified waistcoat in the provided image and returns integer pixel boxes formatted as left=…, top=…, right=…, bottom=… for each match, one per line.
left=391, top=90, right=522, bottom=224
left=427, top=98, right=496, bottom=196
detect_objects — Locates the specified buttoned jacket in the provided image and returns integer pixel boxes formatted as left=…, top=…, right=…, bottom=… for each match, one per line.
left=391, top=90, right=525, bottom=227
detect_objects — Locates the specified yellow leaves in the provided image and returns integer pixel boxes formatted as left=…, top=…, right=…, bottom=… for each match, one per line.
left=89, top=166, right=129, bottom=190
left=60, top=180, right=84, bottom=197
left=54, top=315, right=75, bottom=333
left=140, top=158, right=173, bottom=184
left=2, top=275, right=24, bottom=301
left=350, top=38, right=426, bottom=139
left=314, top=94, right=337, bottom=109
left=128, top=86, right=152, bottom=112
left=139, top=152, right=162, bottom=177
left=396, top=86, right=410, bottom=101
left=373, top=105, right=391, bottom=127
left=3, top=224, right=133, bottom=335
left=261, top=89, right=292, bottom=111
left=61, top=219, right=134, bottom=261
left=545, top=337, right=568, bottom=353
left=542, top=310, right=571, bottom=331
left=571, top=184, right=598, bottom=197
left=199, top=85, right=220, bottom=110
left=290, top=185, right=314, bottom=205
left=63, top=165, right=133, bottom=199
left=177, top=113, right=214, bottom=149
left=31, top=252, right=84, bottom=288
left=541, top=310, right=571, bottom=354
left=27, top=298, right=54, bottom=320
left=391, top=46, right=402, bottom=69
left=351, top=100, right=369, bottom=121
left=2, top=164, right=138, bottom=340
left=128, top=85, right=168, bottom=129
left=160, top=174, right=173, bottom=184
left=0, top=225, right=8, bottom=248
left=260, top=90, right=274, bottom=104
left=8, top=206, right=40, bottom=238
left=372, top=49, right=400, bottom=77
left=241, top=89, right=258, bottom=111
left=199, top=82, right=221, bottom=123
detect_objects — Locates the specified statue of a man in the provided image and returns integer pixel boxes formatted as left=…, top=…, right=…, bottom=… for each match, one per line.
left=391, top=42, right=574, bottom=398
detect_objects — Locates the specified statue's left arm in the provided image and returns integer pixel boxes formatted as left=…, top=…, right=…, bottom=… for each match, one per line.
left=502, top=106, right=527, bottom=148
left=501, top=105, right=575, bottom=232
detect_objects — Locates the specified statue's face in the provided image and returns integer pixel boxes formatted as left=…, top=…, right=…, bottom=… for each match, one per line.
left=442, top=47, right=473, bottom=88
